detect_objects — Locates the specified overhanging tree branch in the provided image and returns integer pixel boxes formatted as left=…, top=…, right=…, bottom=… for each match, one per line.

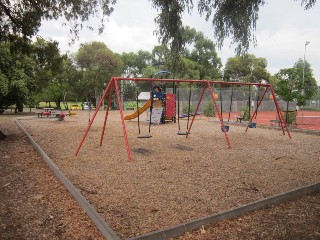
left=0, top=1, right=22, bottom=29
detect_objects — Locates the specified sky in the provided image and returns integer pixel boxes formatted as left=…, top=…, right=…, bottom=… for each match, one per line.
left=38, top=0, right=320, bottom=85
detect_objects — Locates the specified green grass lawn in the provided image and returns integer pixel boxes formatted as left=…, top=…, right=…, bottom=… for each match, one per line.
left=37, top=101, right=83, bottom=109
left=35, top=101, right=143, bottom=110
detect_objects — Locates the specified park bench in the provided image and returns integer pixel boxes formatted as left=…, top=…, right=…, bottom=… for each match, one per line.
left=234, top=111, right=245, bottom=123
left=270, top=119, right=280, bottom=126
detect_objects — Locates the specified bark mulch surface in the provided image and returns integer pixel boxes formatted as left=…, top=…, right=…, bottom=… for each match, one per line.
left=0, top=113, right=104, bottom=240
left=1, top=110, right=319, bottom=239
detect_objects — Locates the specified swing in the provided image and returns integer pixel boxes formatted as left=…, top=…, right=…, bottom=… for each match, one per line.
left=248, top=85, right=260, bottom=129
left=227, top=85, right=234, bottom=122
left=219, top=84, right=230, bottom=132
left=248, top=122, right=256, bottom=128
left=136, top=90, right=152, bottom=138
left=177, top=84, right=191, bottom=135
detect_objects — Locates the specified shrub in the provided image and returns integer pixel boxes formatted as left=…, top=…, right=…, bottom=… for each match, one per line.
left=124, top=101, right=141, bottom=110
left=282, top=111, right=297, bottom=124
left=203, top=101, right=216, bottom=117
left=182, top=104, right=195, bottom=114
left=240, top=106, right=250, bottom=121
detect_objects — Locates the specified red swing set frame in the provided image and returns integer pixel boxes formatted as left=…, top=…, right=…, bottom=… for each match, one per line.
left=74, top=77, right=291, bottom=162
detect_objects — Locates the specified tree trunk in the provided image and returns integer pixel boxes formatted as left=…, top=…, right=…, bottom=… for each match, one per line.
left=0, top=130, right=6, bottom=140
left=55, top=98, right=61, bottom=109
left=285, top=101, right=289, bottom=123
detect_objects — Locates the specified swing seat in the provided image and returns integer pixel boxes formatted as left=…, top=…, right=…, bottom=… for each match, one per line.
left=248, top=122, right=256, bottom=128
left=177, top=130, right=189, bottom=135
left=137, top=135, right=152, bottom=139
left=221, top=125, right=230, bottom=132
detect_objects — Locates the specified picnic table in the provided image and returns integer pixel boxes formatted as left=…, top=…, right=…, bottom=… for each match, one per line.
left=35, top=109, right=69, bottom=119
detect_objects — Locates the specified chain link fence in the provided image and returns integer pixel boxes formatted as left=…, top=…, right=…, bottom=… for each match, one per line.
left=167, top=87, right=297, bottom=114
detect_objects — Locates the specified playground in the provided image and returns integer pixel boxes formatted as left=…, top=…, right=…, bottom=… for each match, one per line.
left=19, top=107, right=320, bottom=239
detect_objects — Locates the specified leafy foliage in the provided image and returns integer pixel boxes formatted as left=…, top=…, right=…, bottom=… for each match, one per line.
left=275, top=68, right=301, bottom=104
left=121, top=51, right=153, bottom=77
left=203, top=101, right=216, bottom=117
left=0, top=0, right=116, bottom=42
left=151, top=0, right=316, bottom=56
left=240, top=106, right=251, bottom=121
left=140, top=26, right=222, bottom=80
left=293, top=59, right=318, bottom=105
left=275, top=59, right=317, bottom=107
left=183, top=26, right=222, bottom=79
left=31, top=38, right=69, bottom=108
left=0, top=41, right=36, bottom=111
left=182, top=104, right=195, bottom=114
left=224, top=54, right=271, bottom=82
left=282, top=110, right=297, bottom=124
left=1, top=0, right=317, bottom=58
left=74, top=41, right=123, bottom=102
left=152, top=0, right=185, bottom=69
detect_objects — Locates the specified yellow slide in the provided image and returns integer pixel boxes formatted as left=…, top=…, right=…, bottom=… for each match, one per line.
left=124, top=99, right=152, bottom=120
left=124, top=99, right=163, bottom=120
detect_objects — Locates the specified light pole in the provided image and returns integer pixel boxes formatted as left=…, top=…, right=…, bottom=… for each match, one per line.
left=302, top=41, right=310, bottom=95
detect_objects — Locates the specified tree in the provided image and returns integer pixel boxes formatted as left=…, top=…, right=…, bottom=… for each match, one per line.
left=0, top=0, right=115, bottom=42
left=149, top=27, right=222, bottom=80
left=178, top=58, right=201, bottom=80
left=151, top=0, right=317, bottom=56
left=293, top=58, right=318, bottom=105
left=36, top=56, right=79, bottom=109
left=121, top=51, right=153, bottom=77
left=152, top=45, right=169, bottom=66
left=0, top=41, right=36, bottom=112
left=275, top=59, right=317, bottom=109
left=75, top=41, right=123, bottom=105
left=275, top=68, right=300, bottom=107
left=311, top=86, right=320, bottom=101
left=223, top=54, right=271, bottom=83
left=120, top=51, right=154, bottom=99
left=121, top=52, right=139, bottom=78
left=1, top=0, right=316, bottom=56
left=274, top=68, right=301, bottom=123
left=31, top=38, right=67, bottom=108
left=187, top=28, right=222, bottom=79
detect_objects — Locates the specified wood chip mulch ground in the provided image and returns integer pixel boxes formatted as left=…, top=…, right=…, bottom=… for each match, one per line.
left=1, top=110, right=319, bottom=239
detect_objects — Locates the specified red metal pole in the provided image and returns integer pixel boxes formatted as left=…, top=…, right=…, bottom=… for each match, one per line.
left=270, top=86, right=292, bottom=139
left=100, top=82, right=114, bottom=146
left=186, top=84, right=207, bottom=138
left=112, top=77, right=272, bottom=87
left=271, top=87, right=285, bottom=135
left=207, top=82, right=232, bottom=149
left=114, top=79, right=132, bottom=162
left=245, top=86, right=269, bottom=132
left=74, top=78, right=113, bottom=156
